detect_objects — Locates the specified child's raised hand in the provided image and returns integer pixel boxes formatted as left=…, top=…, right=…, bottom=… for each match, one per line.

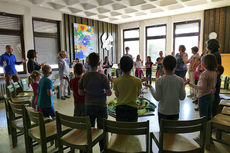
left=63, top=75, right=69, bottom=80
left=143, top=83, right=152, bottom=88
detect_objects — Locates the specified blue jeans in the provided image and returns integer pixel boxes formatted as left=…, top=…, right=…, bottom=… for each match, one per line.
left=198, top=93, right=214, bottom=121
left=175, top=70, right=187, bottom=79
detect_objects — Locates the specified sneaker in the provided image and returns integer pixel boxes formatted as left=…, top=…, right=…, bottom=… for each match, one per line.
left=64, top=95, right=70, bottom=98
left=61, top=96, right=66, bottom=100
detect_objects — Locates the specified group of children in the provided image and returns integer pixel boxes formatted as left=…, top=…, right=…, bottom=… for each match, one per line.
left=27, top=39, right=224, bottom=152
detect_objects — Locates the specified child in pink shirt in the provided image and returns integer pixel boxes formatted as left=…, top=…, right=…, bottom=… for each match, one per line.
left=189, top=54, right=217, bottom=120
left=28, top=70, right=42, bottom=112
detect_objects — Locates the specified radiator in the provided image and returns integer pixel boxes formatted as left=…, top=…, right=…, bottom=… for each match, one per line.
left=0, top=80, right=6, bottom=98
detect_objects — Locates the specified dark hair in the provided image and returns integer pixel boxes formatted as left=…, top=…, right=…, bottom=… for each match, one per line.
left=201, top=54, right=217, bottom=71
left=88, top=52, right=99, bottom=67
left=27, top=49, right=36, bottom=59
left=217, top=65, right=224, bottom=75
left=147, top=56, right=151, bottom=62
left=125, top=47, right=130, bottom=51
left=74, top=63, right=83, bottom=75
left=75, top=58, right=79, bottom=61
left=6, top=45, right=11, bottom=49
left=179, top=45, right=186, bottom=52
left=120, top=56, right=133, bottom=73
left=163, top=55, right=176, bottom=72
left=191, top=46, right=199, bottom=53
left=206, top=39, right=220, bottom=53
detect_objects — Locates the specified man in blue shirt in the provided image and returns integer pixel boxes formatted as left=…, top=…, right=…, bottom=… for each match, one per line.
left=0, top=45, right=27, bottom=86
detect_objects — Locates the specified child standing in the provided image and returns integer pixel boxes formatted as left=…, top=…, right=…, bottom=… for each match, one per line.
left=114, top=56, right=142, bottom=122
left=58, top=51, right=70, bottom=100
left=79, top=52, right=112, bottom=153
left=144, top=55, right=186, bottom=123
left=145, top=56, right=153, bottom=84
left=28, top=70, right=41, bottom=112
left=84, top=57, right=90, bottom=72
left=135, top=55, right=144, bottom=79
left=189, top=54, right=217, bottom=120
left=64, top=63, right=85, bottom=116
left=156, top=51, right=164, bottom=79
left=37, top=65, right=56, bottom=118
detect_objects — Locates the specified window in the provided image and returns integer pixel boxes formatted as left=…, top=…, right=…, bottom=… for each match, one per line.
left=146, top=24, right=166, bottom=62
left=0, top=13, right=25, bottom=74
left=33, top=18, right=60, bottom=69
left=173, top=20, right=200, bottom=58
left=123, top=28, right=139, bottom=59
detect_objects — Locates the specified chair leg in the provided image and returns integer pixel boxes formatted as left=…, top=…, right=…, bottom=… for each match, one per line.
left=6, top=118, right=11, bottom=135
left=41, top=141, right=47, bottom=153
left=11, top=127, right=17, bottom=148
left=70, top=147, right=75, bottom=153
left=206, top=123, right=212, bottom=150
left=87, top=148, right=92, bottom=153
left=58, top=143, right=63, bottom=153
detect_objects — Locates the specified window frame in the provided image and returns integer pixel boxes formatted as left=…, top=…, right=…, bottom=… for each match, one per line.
left=173, top=20, right=201, bottom=51
left=32, top=18, right=61, bottom=71
left=145, top=24, right=167, bottom=60
left=123, top=28, right=140, bottom=56
left=0, top=12, right=26, bottom=75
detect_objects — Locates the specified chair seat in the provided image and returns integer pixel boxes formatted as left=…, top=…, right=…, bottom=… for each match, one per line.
left=211, top=114, right=230, bottom=127
left=152, top=132, right=199, bottom=152
left=219, top=100, right=230, bottom=107
left=107, top=134, right=143, bottom=152
left=11, top=118, right=24, bottom=130
left=61, top=128, right=103, bottom=146
left=11, top=97, right=32, bottom=103
left=221, top=107, right=230, bottom=116
left=17, top=92, right=33, bottom=97
left=28, top=121, right=68, bottom=141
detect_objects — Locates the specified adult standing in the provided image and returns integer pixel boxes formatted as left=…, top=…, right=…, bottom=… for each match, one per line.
left=124, top=47, right=133, bottom=59
left=103, top=56, right=113, bottom=78
left=174, top=45, right=188, bottom=79
left=207, top=39, right=222, bottom=117
left=0, top=45, right=27, bottom=86
left=27, top=49, right=45, bottom=73
left=188, top=46, right=200, bottom=98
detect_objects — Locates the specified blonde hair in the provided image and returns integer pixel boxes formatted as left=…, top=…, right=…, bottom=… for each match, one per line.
left=58, top=50, right=66, bottom=58
left=42, top=65, right=52, bottom=76
left=28, top=70, right=41, bottom=86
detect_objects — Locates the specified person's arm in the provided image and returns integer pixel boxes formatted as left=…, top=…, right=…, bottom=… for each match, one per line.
left=104, top=75, right=112, bottom=96
left=189, top=73, right=207, bottom=90
left=113, top=80, right=119, bottom=97
left=46, top=80, right=55, bottom=96
left=179, top=81, right=186, bottom=100
left=182, top=53, right=189, bottom=64
left=0, top=56, right=3, bottom=67
left=78, top=76, right=85, bottom=96
left=137, top=81, right=142, bottom=96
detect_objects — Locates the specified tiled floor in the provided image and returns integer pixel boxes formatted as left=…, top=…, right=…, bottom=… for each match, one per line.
left=0, top=86, right=230, bottom=153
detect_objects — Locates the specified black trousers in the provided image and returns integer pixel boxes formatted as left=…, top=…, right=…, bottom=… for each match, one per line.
left=116, top=105, right=138, bottom=122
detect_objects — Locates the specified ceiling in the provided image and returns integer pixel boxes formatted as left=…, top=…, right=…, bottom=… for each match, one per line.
left=2, top=0, right=230, bottom=24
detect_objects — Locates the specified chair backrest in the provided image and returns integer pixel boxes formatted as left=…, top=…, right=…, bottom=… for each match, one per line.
left=8, top=101, right=26, bottom=116
left=56, top=111, right=92, bottom=144
left=159, top=117, right=207, bottom=152
left=103, top=119, right=149, bottom=152
left=12, top=82, right=23, bottom=92
left=7, top=84, right=16, bottom=98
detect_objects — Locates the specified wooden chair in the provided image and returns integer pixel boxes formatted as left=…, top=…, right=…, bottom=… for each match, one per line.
left=3, top=94, right=12, bottom=135
left=103, top=119, right=150, bottom=153
left=12, top=82, right=33, bottom=97
left=218, top=99, right=230, bottom=114
left=56, top=111, right=103, bottom=153
left=23, top=107, right=69, bottom=153
left=206, top=114, right=230, bottom=149
left=8, top=101, right=29, bottom=147
left=151, top=117, right=206, bottom=153
left=7, top=84, right=32, bottom=104
left=221, top=106, right=230, bottom=116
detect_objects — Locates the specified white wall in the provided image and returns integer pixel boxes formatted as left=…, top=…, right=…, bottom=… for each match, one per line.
left=0, top=1, right=63, bottom=53
left=118, top=11, right=204, bottom=62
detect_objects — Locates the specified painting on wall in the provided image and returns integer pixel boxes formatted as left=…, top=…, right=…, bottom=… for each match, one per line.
left=73, top=23, right=96, bottom=59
